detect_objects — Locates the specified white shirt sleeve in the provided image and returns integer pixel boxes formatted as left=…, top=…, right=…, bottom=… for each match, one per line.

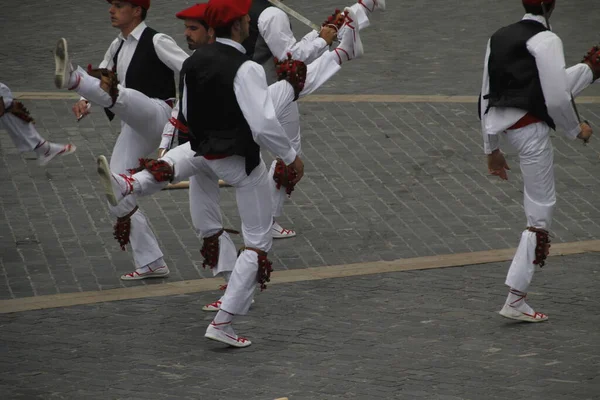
left=258, top=8, right=328, bottom=63
left=234, top=61, right=296, bottom=165
left=0, top=82, right=14, bottom=108
left=153, top=33, right=189, bottom=73
left=528, top=31, right=580, bottom=139
left=160, top=101, right=180, bottom=149
left=480, top=40, right=500, bottom=155
left=566, top=63, right=594, bottom=98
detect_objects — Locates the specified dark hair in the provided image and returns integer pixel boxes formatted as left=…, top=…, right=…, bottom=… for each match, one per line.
left=213, top=22, right=235, bottom=39
left=523, top=1, right=555, bottom=15
left=140, top=7, right=147, bottom=20
left=198, top=19, right=209, bottom=31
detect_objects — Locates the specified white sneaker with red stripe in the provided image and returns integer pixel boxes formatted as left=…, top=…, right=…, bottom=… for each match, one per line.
left=205, top=322, right=252, bottom=348
left=272, top=221, right=296, bottom=239
left=120, top=265, right=170, bottom=281
left=36, top=142, right=76, bottom=166
left=202, top=300, right=222, bottom=312
left=499, top=305, right=548, bottom=322
left=97, top=155, right=133, bottom=206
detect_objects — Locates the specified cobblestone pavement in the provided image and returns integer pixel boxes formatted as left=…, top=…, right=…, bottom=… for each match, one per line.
left=1, top=253, right=599, bottom=400
left=2, top=1, right=600, bottom=398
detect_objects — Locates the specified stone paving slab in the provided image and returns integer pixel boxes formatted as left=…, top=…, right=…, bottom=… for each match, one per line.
left=1, top=253, right=599, bottom=400
left=2, top=100, right=600, bottom=298
left=0, top=0, right=599, bottom=96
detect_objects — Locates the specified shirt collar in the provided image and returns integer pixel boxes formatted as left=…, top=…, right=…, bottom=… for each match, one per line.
left=118, top=21, right=147, bottom=41
left=522, top=13, right=550, bottom=29
left=215, top=38, right=246, bottom=54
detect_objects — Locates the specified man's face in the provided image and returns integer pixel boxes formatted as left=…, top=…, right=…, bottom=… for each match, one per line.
left=109, top=1, right=140, bottom=29
left=184, top=19, right=210, bottom=50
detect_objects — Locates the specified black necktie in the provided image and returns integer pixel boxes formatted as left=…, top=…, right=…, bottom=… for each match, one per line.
left=105, top=39, right=124, bottom=121
left=112, top=39, right=125, bottom=73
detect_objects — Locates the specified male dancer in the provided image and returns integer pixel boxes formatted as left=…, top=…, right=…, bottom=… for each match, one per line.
left=1, top=83, right=76, bottom=166
left=245, top=0, right=386, bottom=239
left=53, top=0, right=189, bottom=280
left=96, top=0, right=364, bottom=346
left=480, top=0, right=597, bottom=322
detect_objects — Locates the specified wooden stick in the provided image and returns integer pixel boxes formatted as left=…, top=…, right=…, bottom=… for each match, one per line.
left=164, top=180, right=230, bottom=190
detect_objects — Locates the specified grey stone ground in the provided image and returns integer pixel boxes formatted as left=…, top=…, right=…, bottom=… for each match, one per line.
left=1, top=0, right=600, bottom=398
left=1, top=254, right=600, bottom=400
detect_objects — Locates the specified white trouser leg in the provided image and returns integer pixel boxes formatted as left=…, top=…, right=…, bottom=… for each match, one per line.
left=129, top=142, right=196, bottom=197
left=74, top=67, right=172, bottom=136
left=504, top=123, right=554, bottom=292
left=108, top=118, right=167, bottom=268
left=207, top=157, right=272, bottom=315
left=0, top=113, right=45, bottom=152
left=188, top=167, right=237, bottom=277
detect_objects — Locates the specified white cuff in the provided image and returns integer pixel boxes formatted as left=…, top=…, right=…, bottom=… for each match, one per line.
left=280, top=148, right=297, bottom=166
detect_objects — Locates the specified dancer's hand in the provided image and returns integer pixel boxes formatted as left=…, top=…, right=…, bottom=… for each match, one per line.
left=577, top=122, right=592, bottom=143
left=73, top=100, right=90, bottom=120
left=289, top=156, right=304, bottom=184
left=319, top=26, right=337, bottom=46
left=487, top=149, right=510, bottom=180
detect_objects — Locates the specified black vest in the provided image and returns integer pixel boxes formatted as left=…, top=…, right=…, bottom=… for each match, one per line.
left=484, top=20, right=555, bottom=129
left=126, top=27, right=176, bottom=101
left=242, top=0, right=280, bottom=84
left=181, top=42, right=260, bottom=175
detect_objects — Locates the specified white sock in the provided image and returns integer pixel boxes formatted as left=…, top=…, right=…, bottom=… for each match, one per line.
left=212, top=310, right=235, bottom=335
left=33, top=140, right=50, bottom=156
left=505, top=288, right=534, bottom=315
left=136, top=258, right=165, bottom=274
left=68, top=65, right=80, bottom=89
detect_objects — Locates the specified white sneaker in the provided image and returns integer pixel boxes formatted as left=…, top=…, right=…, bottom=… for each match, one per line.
left=120, top=265, right=170, bottom=281
left=37, top=142, right=76, bottom=166
left=205, top=323, right=252, bottom=348
left=336, top=8, right=364, bottom=62
left=499, top=305, right=548, bottom=323
left=97, top=155, right=131, bottom=206
left=202, top=300, right=222, bottom=312
left=54, top=38, right=73, bottom=89
left=375, top=0, right=386, bottom=11
left=272, top=221, right=297, bottom=239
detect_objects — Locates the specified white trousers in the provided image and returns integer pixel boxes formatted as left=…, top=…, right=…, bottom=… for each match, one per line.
left=130, top=51, right=342, bottom=312
left=504, top=122, right=554, bottom=292
left=0, top=83, right=44, bottom=152
left=75, top=69, right=172, bottom=269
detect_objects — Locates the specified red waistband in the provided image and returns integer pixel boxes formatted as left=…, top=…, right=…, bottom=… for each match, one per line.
left=204, top=154, right=230, bottom=160
left=508, top=113, right=543, bottom=130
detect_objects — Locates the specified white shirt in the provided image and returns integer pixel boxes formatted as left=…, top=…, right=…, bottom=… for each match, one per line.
left=258, top=7, right=327, bottom=63
left=480, top=14, right=593, bottom=154
left=0, top=82, right=13, bottom=108
left=182, top=38, right=296, bottom=165
left=98, top=22, right=188, bottom=87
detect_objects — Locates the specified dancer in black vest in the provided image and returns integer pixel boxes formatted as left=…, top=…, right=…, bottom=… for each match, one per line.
left=479, top=0, right=594, bottom=322
left=95, top=0, right=365, bottom=347
left=243, top=0, right=386, bottom=239
left=53, top=0, right=189, bottom=281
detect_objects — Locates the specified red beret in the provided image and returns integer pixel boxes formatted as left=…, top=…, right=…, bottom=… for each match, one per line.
left=176, top=3, right=208, bottom=21
left=105, top=0, right=150, bottom=10
left=205, top=0, right=251, bottom=28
